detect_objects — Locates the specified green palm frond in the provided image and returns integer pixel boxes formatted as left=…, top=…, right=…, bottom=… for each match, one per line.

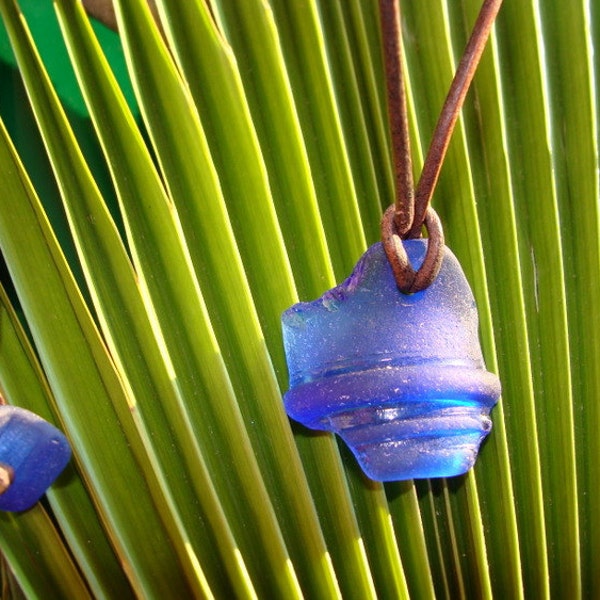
left=0, top=0, right=597, bottom=597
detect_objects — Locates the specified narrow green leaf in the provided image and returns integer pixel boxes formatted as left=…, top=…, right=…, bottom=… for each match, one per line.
left=306, top=0, right=386, bottom=243
left=55, top=3, right=265, bottom=596
left=140, top=2, right=345, bottom=595
left=57, top=0, right=303, bottom=596
left=446, top=475, right=492, bottom=598
left=344, top=0, right=394, bottom=212
left=442, top=3, right=527, bottom=596
left=251, top=0, right=366, bottom=278
left=2, top=10, right=206, bottom=589
left=1, top=555, right=26, bottom=600
left=250, top=4, right=412, bottom=594
left=538, top=1, right=600, bottom=595
left=496, top=1, right=580, bottom=594
left=258, top=2, right=418, bottom=596
left=0, top=0, right=596, bottom=596
left=206, top=0, right=341, bottom=298
left=417, top=480, right=462, bottom=599
left=0, top=505, right=91, bottom=600
left=0, top=284, right=135, bottom=599
left=342, top=462, right=409, bottom=599
left=156, top=0, right=334, bottom=305
left=399, top=3, right=495, bottom=592
left=289, top=434, right=377, bottom=600
left=2, top=1, right=254, bottom=595
left=109, top=0, right=400, bottom=596
left=459, top=0, right=543, bottom=594
left=0, top=110, right=194, bottom=597
left=386, top=481, right=436, bottom=600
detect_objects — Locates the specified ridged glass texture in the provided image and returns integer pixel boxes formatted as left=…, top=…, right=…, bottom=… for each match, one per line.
left=282, top=240, right=501, bottom=480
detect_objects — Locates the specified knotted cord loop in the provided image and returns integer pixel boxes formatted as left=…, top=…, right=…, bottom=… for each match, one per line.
left=381, top=205, right=445, bottom=294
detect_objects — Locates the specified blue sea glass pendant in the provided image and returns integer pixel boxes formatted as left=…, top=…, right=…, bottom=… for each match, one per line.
left=282, top=240, right=501, bottom=481
left=0, top=406, right=71, bottom=511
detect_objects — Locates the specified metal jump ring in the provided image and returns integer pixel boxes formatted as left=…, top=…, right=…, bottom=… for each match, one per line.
left=381, top=205, right=445, bottom=294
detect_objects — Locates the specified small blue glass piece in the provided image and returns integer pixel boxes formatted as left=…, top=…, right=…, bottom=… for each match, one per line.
left=282, top=240, right=501, bottom=480
left=0, top=406, right=71, bottom=511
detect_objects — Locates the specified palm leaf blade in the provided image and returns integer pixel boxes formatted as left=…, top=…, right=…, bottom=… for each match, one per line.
left=0, top=112, right=193, bottom=597
left=0, top=0, right=597, bottom=596
left=0, top=285, right=132, bottom=599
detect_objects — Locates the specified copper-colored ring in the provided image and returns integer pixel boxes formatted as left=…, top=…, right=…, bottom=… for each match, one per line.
left=381, top=205, right=445, bottom=293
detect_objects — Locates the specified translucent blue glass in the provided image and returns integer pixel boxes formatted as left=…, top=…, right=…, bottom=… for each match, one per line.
left=0, top=406, right=71, bottom=511
left=282, top=240, right=501, bottom=480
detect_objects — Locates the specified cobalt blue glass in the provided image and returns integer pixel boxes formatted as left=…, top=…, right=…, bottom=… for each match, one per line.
left=0, top=405, right=71, bottom=511
left=282, top=240, right=501, bottom=481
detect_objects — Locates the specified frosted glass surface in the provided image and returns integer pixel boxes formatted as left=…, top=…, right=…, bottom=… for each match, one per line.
left=282, top=241, right=501, bottom=480
left=0, top=406, right=71, bottom=511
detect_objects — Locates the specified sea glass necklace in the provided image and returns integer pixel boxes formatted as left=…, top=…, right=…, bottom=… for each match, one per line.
left=282, top=0, right=503, bottom=481
left=0, top=400, right=71, bottom=511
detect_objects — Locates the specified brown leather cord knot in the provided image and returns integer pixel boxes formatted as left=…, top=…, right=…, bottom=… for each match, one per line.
left=381, top=205, right=445, bottom=294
